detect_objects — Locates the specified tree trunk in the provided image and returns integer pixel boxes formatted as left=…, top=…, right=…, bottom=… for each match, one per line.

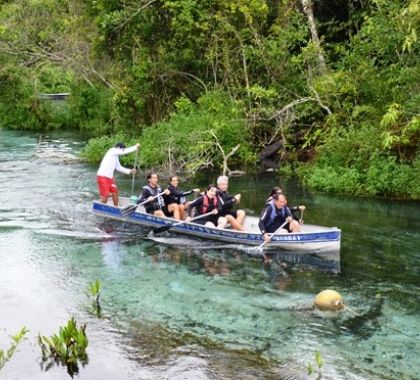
left=301, top=0, right=327, bottom=73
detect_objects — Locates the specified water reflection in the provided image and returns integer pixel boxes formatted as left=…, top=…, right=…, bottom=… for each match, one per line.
left=147, top=245, right=235, bottom=278
left=144, top=237, right=340, bottom=277
left=101, top=240, right=125, bottom=270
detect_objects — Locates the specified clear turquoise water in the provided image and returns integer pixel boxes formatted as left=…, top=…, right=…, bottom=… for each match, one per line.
left=0, top=129, right=419, bottom=379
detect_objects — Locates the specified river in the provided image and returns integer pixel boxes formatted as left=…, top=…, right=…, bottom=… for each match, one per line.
left=0, top=129, right=419, bottom=380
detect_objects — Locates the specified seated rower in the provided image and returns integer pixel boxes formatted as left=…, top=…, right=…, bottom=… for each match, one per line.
left=259, top=193, right=300, bottom=243
left=162, top=175, right=200, bottom=220
left=216, top=175, right=246, bottom=231
left=266, top=186, right=305, bottom=223
left=137, top=172, right=170, bottom=217
left=186, top=184, right=227, bottom=228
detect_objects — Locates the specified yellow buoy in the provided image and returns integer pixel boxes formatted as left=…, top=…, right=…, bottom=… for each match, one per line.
left=314, top=289, right=344, bottom=311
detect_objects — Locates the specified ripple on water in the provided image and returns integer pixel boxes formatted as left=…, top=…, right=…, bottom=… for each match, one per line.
left=0, top=130, right=419, bottom=380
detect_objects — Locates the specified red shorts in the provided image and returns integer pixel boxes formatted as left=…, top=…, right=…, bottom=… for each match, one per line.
left=97, top=176, right=117, bottom=197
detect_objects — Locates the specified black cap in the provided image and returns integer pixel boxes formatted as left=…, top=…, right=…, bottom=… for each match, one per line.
left=115, top=142, right=126, bottom=149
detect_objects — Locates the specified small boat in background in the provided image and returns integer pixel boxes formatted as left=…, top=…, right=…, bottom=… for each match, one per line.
left=93, top=198, right=341, bottom=253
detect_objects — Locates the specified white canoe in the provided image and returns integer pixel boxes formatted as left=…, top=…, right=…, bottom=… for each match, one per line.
left=92, top=198, right=341, bottom=253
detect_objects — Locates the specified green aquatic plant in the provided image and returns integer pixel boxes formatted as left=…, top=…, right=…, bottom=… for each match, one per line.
left=87, top=279, right=102, bottom=317
left=307, top=349, right=323, bottom=377
left=38, top=317, right=88, bottom=377
left=88, top=279, right=101, bottom=304
left=0, top=327, right=28, bottom=370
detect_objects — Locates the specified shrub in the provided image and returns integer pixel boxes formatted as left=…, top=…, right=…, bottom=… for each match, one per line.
left=81, top=133, right=140, bottom=167
left=139, top=90, right=255, bottom=175
left=0, top=65, right=47, bottom=129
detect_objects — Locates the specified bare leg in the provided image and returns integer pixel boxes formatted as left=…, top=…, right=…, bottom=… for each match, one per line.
left=236, top=209, right=246, bottom=227
left=154, top=210, right=166, bottom=218
left=225, top=214, right=244, bottom=231
left=179, top=204, right=186, bottom=220
left=289, top=220, right=300, bottom=233
left=217, top=216, right=228, bottom=229
left=100, top=196, right=108, bottom=204
left=168, top=204, right=181, bottom=220
left=112, top=190, right=119, bottom=206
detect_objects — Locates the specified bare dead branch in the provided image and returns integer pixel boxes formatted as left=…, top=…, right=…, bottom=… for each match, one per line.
left=167, top=69, right=208, bottom=91
left=308, top=83, right=332, bottom=115
left=269, top=97, right=314, bottom=121
left=115, top=0, right=159, bottom=30
left=210, top=130, right=240, bottom=176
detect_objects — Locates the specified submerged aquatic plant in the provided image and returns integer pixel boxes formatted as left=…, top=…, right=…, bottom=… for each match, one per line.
left=88, top=279, right=101, bottom=303
left=38, top=317, right=88, bottom=377
left=87, top=279, right=102, bottom=317
left=307, top=349, right=323, bottom=377
left=0, top=327, right=28, bottom=370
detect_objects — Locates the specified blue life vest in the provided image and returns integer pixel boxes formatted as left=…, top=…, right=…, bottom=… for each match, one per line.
left=267, top=200, right=287, bottom=227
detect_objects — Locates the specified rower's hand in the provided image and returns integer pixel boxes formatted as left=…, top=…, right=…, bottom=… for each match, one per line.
left=135, top=143, right=141, bottom=150
left=147, top=196, right=154, bottom=202
left=211, top=209, right=218, bottom=215
left=193, top=188, right=200, bottom=193
left=263, top=233, right=271, bottom=243
left=286, top=216, right=293, bottom=223
left=298, top=205, right=306, bottom=211
left=234, top=194, right=241, bottom=203
left=185, top=216, right=192, bottom=222
left=164, top=189, right=171, bottom=195
left=130, top=168, right=137, bottom=175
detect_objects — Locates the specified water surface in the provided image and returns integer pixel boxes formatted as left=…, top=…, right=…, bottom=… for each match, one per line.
left=0, top=129, right=419, bottom=379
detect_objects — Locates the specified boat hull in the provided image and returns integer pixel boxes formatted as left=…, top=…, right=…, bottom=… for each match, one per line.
left=92, top=200, right=341, bottom=253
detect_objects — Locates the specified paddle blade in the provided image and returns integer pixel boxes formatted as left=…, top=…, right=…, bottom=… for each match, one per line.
left=120, top=204, right=137, bottom=217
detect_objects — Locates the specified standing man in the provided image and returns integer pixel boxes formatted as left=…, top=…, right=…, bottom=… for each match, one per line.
left=97, top=142, right=140, bottom=206
left=216, top=175, right=246, bottom=231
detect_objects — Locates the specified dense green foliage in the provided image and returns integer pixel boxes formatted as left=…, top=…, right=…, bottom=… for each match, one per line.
left=138, top=91, right=255, bottom=174
left=0, top=0, right=418, bottom=198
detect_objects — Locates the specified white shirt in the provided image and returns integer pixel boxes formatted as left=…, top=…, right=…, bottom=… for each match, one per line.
left=96, top=145, right=137, bottom=179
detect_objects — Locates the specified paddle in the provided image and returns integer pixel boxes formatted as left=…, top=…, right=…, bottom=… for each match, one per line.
left=130, top=150, right=138, bottom=197
left=299, top=206, right=305, bottom=224
left=120, top=192, right=165, bottom=218
left=152, top=211, right=215, bottom=234
left=255, top=219, right=290, bottom=252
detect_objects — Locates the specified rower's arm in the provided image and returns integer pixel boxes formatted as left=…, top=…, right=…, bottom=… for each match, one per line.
left=186, top=197, right=202, bottom=217
left=218, top=192, right=236, bottom=209
left=258, top=205, right=270, bottom=234
left=137, top=188, right=151, bottom=204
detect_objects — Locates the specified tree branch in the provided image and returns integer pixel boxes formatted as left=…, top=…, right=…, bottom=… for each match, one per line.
left=115, top=0, right=159, bottom=30
left=210, top=130, right=240, bottom=176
